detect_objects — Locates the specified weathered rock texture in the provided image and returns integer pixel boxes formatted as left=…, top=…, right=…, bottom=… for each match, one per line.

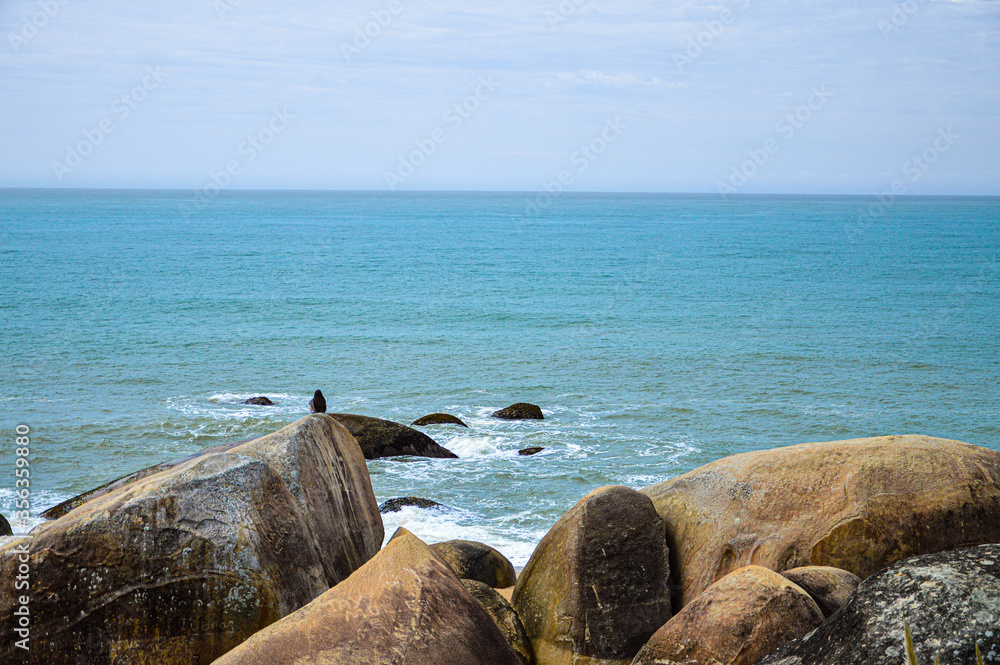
left=228, top=414, right=384, bottom=586
left=512, top=486, right=672, bottom=665
left=431, top=539, right=518, bottom=588
left=492, top=403, right=544, bottom=420
left=758, top=545, right=1000, bottom=665
left=631, top=566, right=823, bottom=665
left=0, top=453, right=329, bottom=665
left=463, top=579, right=535, bottom=665
left=779, top=566, right=860, bottom=619
left=211, top=529, right=523, bottom=665
left=412, top=412, right=469, bottom=427
left=640, top=434, right=1000, bottom=608
left=379, top=496, right=446, bottom=513
left=330, top=412, right=458, bottom=459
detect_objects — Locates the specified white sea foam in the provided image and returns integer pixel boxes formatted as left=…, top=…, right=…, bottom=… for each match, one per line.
left=379, top=504, right=544, bottom=568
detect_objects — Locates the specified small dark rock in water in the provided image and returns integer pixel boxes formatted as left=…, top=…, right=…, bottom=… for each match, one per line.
left=0, top=513, right=12, bottom=537
left=518, top=447, right=544, bottom=456
left=379, top=497, right=446, bottom=514
left=491, top=403, right=544, bottom=420
left=411, top=413, right=469, bottom=427
left=330, top=413, right=458, bottom=460
left=243, top=396, right=274, bottom=406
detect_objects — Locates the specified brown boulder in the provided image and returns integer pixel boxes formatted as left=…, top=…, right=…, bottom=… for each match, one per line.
left=211, top=529, right=523, bottom=665
left=492, top=403, right=544, bottom=420
left=412, top=412, right=469, bottom=427
left=431, top=539, right=518, bottom=588
left=631, top=566, right=823, bottom=665
left=640, top=435, right=1000, bottom=608
left=330, top=412, right=458, bottom=459
left=229, top=414, right=384, bottom=586
left=0, top=452, right=329, bottom=665
left=463, top=579, right=535, bottom=665
left=243, top=396, right=274, bottom=405
left=512, top=486, right=672, bottom=665
left=780, top=566, right=860, bottom=618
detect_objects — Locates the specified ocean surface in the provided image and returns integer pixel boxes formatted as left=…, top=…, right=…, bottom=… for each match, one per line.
left=2, top=190, right=998, bottom=565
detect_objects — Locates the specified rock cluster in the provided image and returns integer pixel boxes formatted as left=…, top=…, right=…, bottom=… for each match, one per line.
left=6, top=431, right=1000, bottom=665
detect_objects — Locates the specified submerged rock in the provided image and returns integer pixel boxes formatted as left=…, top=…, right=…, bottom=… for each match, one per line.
left=757, top=544, right=1000, bottom=665
left=780, top=566, right=861, bottom=619
left=640, top=434, right=1000, bottom=608
left=632, top=566, right=823, bottom=665
left=463, top=579, right=535, bottom=665
left=0, top=452, right=329, bottom=665
left=330, top=413, right=458, bottom=459
left=243, top=396, right=274, bottom=405
left=431, top=539, right=517, bottom=588
left=412, top=412, right=469, bottom=427
left=518, top=447, right=544, bottom=456
left=512, top=485, right=671, bottom=665
left=492, top=403, right=544, bottom=420
left=378, top=496, right=446, bottom=513
left=211, top=529, right=523, bottom=665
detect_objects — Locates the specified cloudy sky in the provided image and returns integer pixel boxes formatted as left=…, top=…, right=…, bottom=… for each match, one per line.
left=1, top=0, right=997, bottom=193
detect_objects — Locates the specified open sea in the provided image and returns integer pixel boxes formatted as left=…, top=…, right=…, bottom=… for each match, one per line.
left=1, top=190, right=998, bottom=565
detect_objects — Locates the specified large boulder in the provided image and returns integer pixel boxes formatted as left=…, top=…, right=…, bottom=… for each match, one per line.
left=0, top=452, right=329, bottom=665
left=463, top=579, right=535, bottom=665
left=412, top=412, right=469, bottom=427
left=631, top=566, right=824, bottom=665
left=779, top=566, right=860, bottom=618
left=492, top=403, right=544, bottom=420
left=229, top=414, right=383, bottom=586
left=512, top=486, right=672, bottom=665
left=758, top=544, right=1000, bottom=665
left=640, top=435, right=1000, bottom=608
left=211, top=529, right=523, bottom=665
left=40, top=439, right=248, bottom=520
left=431, top=539, right=518, bottom=588
left=330, top=413, right=458, bottom=459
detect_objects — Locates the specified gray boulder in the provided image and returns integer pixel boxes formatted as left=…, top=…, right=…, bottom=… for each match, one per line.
left=758, top=544, right=1000, bottom=665
left=330, top=413, right=458, bottom=459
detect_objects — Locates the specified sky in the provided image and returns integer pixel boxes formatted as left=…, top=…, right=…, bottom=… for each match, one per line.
left=1, top=0, right=998, bottom=194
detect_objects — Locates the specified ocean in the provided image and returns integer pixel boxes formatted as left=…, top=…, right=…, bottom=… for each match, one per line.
left=1, top=189, right=998, bottom=565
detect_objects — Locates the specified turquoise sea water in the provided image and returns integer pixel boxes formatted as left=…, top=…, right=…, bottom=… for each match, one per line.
left=2, top=190, right=998, bottom=564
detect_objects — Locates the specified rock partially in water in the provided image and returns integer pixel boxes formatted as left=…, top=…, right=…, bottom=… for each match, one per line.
left=379, top=496, right=447, bottom=513
left=640, top=434, right=1000, bottom=609
left=780, top=566, right=860, bottom=619
left=0, top=452, right=329, bottom=665
left=431, top=539, right=517, bottom=588
left=632, top=565, right=823, bottom=665
left=513, top=485, right=671, bottom=665
left=492, top=403, right=544, bottom=420
left=412, top=412, right=469, bottom=427
left=212, top=529, right=523, bottom=665
left=330, top=413, right=458, bottom=459
left=243, top=396, right=274, bottom=405
left=518, top=447, right=544, bottom=456
left=758, top=544, right=1000, bottom=665
left=463, top=579, right=535, bottom=665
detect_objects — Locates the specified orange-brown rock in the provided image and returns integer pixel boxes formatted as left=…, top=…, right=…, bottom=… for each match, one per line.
left=631, top=566, right=823, bottom=665
left=780, top=566, right=860, bottom=618
left=463, top=579, right=535, bottom=665
left=211, top=529, right=523, bottom=665
left=512, top=486, right=672, bottom=665
left=431, top=539, right=518, bottom=588
left=0, top=452, right=329, bottom=665
left=640, top=435, right=1000, bottom=608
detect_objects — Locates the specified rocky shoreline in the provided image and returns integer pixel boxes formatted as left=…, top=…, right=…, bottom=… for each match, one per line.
left=2, top=415, right=999, bottom=664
